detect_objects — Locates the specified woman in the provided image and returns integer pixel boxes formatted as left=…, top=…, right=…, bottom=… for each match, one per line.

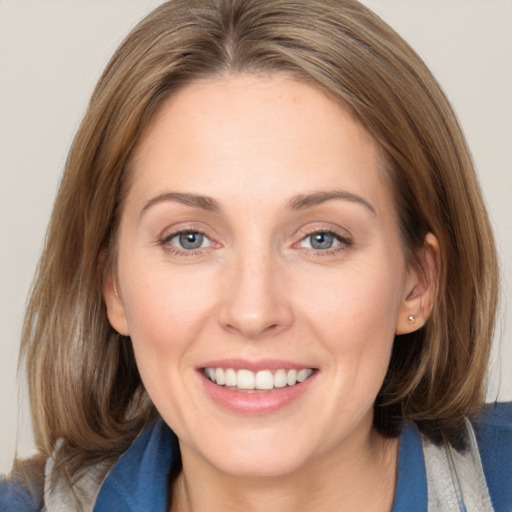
left=1, top=0, right=510, bottom=510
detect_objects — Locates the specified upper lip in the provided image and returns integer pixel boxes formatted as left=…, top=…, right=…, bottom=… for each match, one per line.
left=197, top=358, right=316, bottom=372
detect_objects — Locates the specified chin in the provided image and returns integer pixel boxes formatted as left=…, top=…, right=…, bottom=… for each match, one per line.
left=209, top=449, right=310, bottom=479
left=187, top=426, right=318, bottom=478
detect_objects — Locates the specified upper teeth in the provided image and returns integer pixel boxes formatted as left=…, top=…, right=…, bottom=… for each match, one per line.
left=204, top=367, right=313, bottom=390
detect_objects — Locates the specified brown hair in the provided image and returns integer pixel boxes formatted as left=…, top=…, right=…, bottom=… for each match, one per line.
left=20, top=0, right=498, bottom=482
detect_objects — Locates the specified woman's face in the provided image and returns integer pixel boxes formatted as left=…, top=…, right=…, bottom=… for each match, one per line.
left=105, top=74, right=426, bottom=477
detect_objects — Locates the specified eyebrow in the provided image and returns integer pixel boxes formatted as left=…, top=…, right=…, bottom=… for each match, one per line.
left=287, top=190, right=376, bottom=215
left=140, top=189, right=376, bottom=218
left=140, top=192, right=222, bottom=218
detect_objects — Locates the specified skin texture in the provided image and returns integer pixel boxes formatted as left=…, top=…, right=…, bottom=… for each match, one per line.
left=104, top=74, right=438, bottom=511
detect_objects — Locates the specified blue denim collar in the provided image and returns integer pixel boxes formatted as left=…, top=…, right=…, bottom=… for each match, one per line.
left=93, top=419, right=178, bottom=511
left=93, top=420, right=428, bottom=512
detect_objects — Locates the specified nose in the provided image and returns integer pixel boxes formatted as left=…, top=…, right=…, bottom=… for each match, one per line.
left=217, top=248, right=294, bottom=340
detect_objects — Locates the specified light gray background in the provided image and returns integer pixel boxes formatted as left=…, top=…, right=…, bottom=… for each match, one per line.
left=1, top=1, right=511, bottom=474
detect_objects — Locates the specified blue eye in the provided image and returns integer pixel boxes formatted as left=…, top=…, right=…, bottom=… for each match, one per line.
left=298, top=231, right=350, bottom=251
left=309, top=233, right=336, bottom=250
left=179, top=232, right=204, bottom=249
left=165, top=231, right=210, bottom=251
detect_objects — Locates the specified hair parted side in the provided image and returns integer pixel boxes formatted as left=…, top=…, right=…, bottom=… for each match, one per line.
left=20, top=0, right=498, bottom=481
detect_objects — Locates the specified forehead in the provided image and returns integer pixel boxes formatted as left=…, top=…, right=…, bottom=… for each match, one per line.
left=127, top=73, right=393, bottom=217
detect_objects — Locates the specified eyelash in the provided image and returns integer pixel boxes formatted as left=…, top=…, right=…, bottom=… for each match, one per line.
left=160, top=229, right=215, bottom=257
left=296, top=228, right=353, bottom=256
left=159, top=228, right=352, bottom=257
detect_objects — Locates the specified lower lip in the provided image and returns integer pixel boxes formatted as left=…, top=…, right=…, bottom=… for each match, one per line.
left=200, top=372, right=316, bottom=415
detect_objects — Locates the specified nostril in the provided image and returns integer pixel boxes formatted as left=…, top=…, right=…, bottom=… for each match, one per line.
left=216, top=284, right=294, bottom=339
left=221, top=319, right=287, bottom=341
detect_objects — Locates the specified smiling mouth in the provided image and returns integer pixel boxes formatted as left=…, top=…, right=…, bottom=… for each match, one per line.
left=203, top=367, right=315, bottom=391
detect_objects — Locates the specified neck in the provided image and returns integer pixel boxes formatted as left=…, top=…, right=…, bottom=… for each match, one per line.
left=170, top=428, right=398, bottom=512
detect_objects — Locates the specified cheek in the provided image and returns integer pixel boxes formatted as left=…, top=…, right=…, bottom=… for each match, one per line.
left=301, top=259, right=404, bottom=341
left=308, top=266, right=403, bottom=402
left=119, top=266, right=218, bottom=373
left=297, top=257, right=405, bottom=398
left=118, top=269, right=220, bottom=428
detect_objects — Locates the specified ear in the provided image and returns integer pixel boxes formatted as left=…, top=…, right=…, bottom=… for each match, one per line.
left=103, top=268, right=130, bottom=336
left=396, top=233, right=440, bottom=335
